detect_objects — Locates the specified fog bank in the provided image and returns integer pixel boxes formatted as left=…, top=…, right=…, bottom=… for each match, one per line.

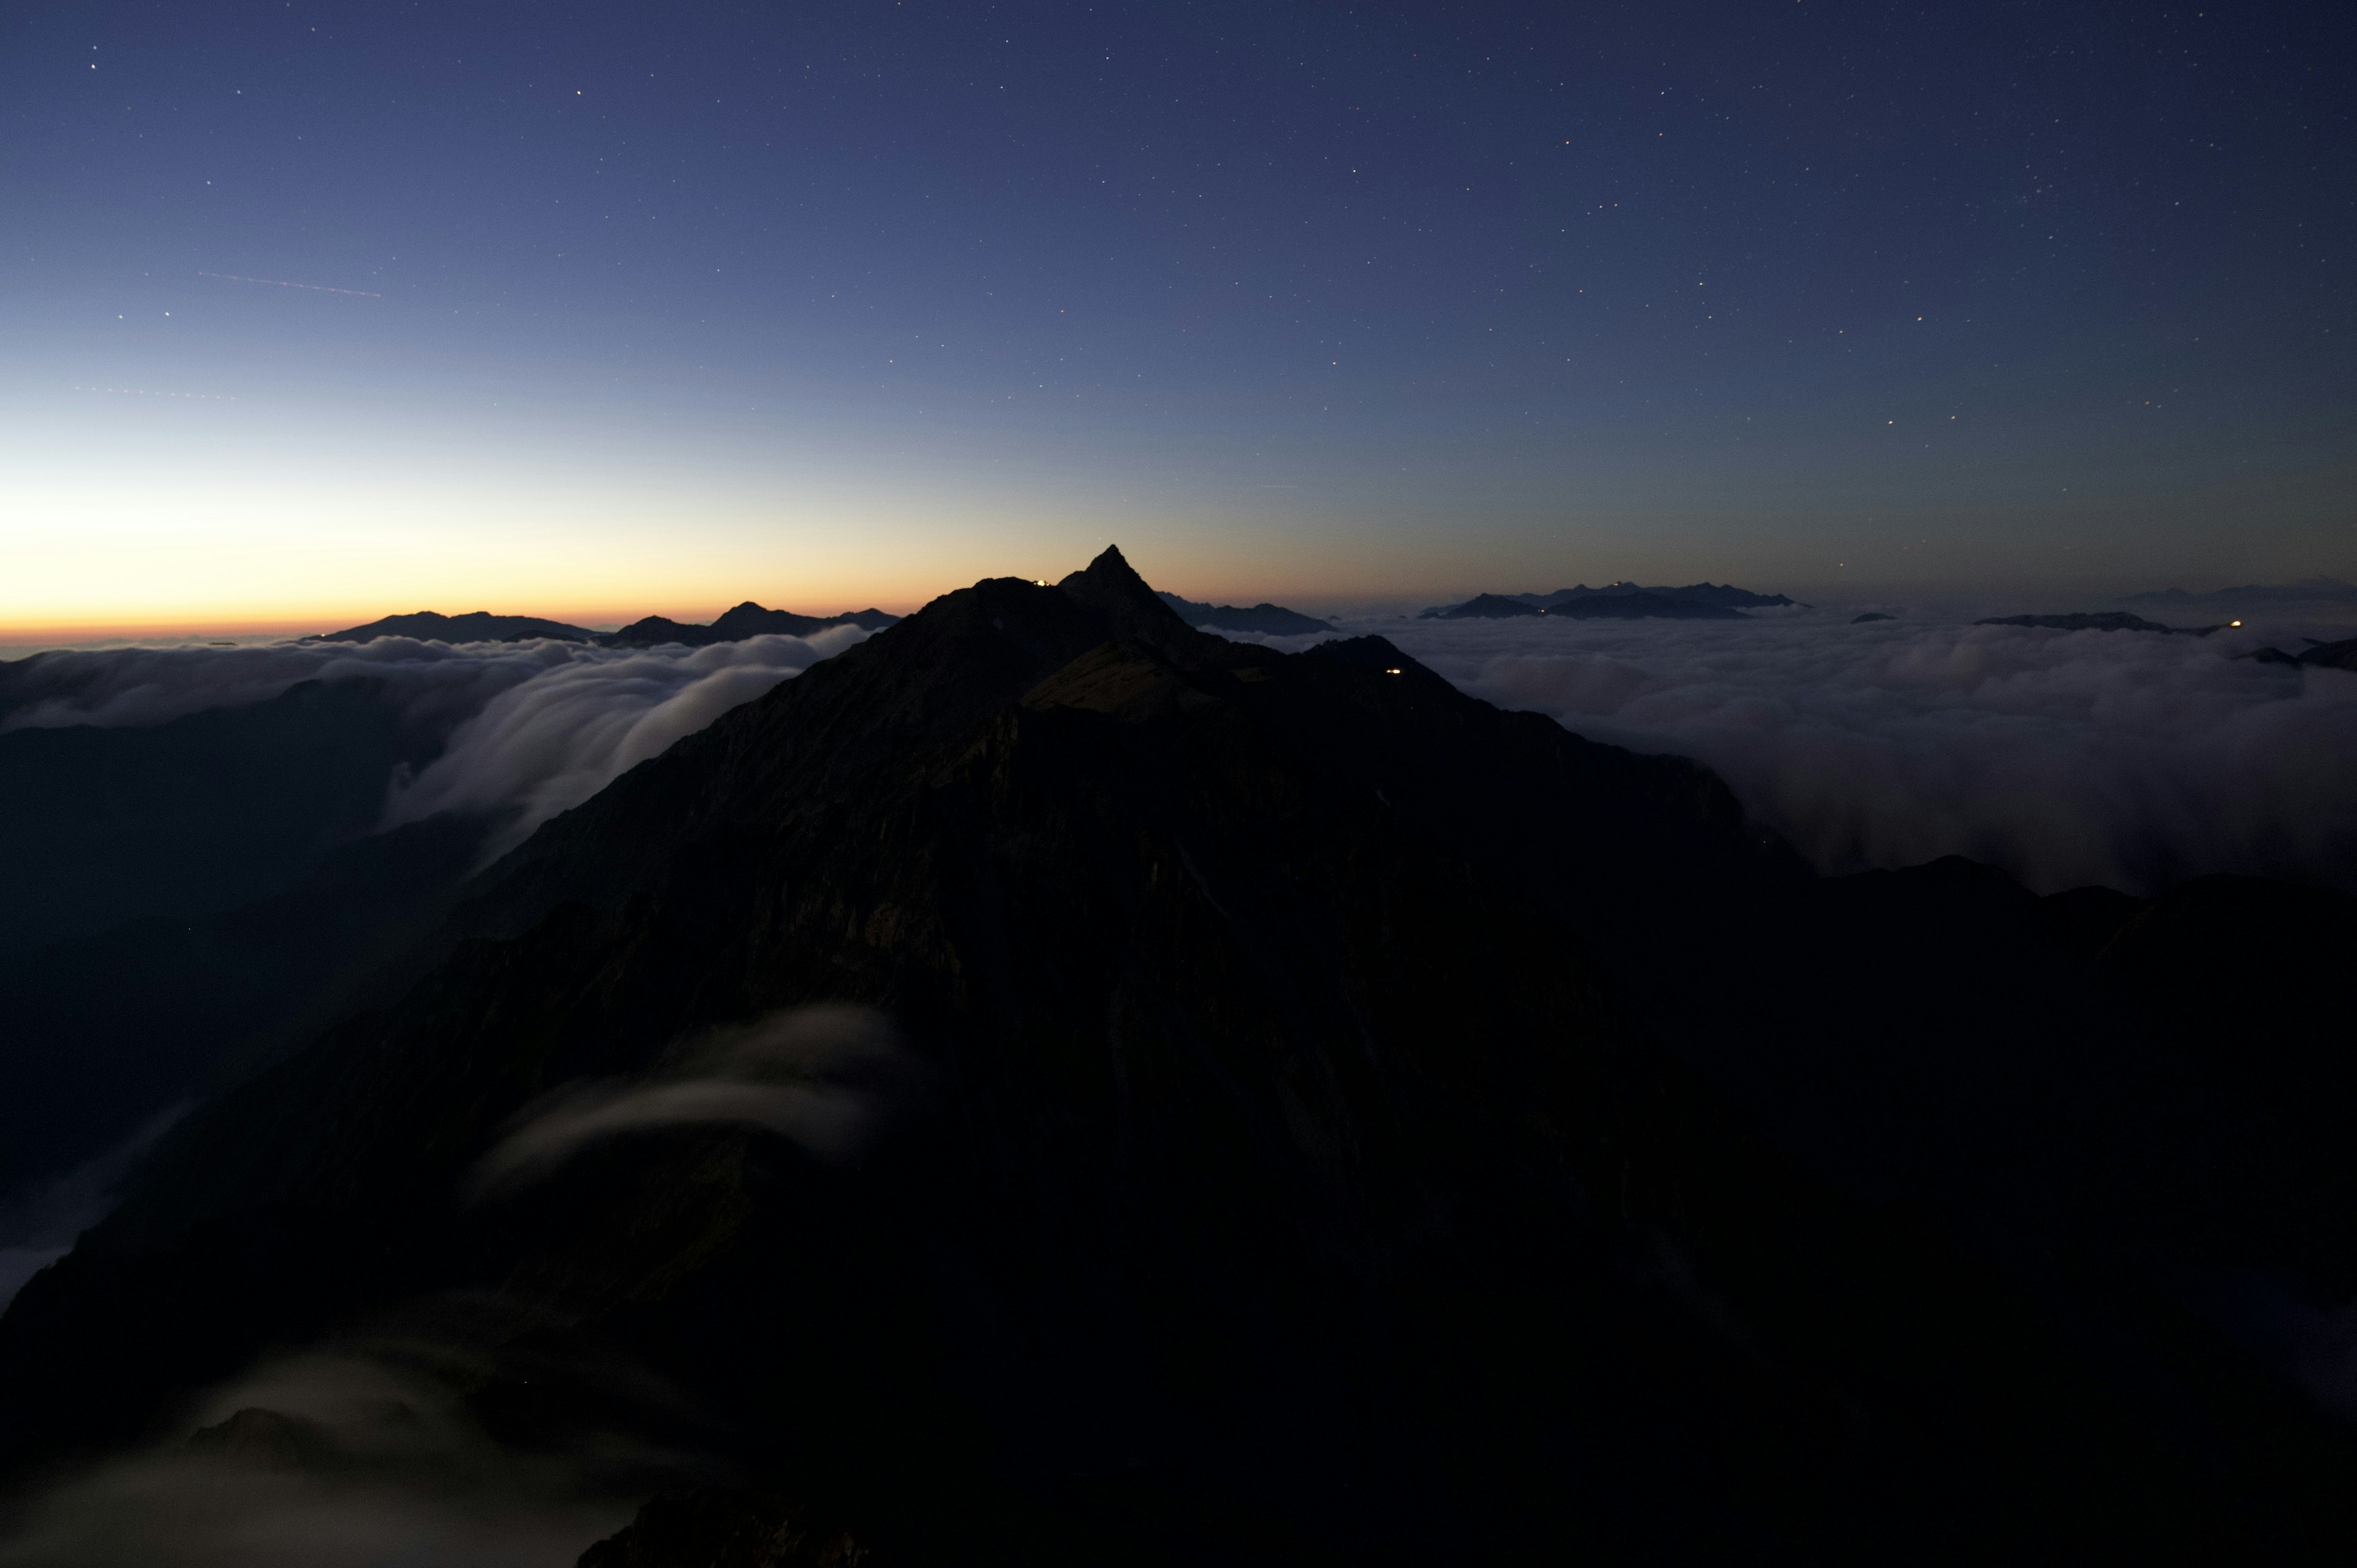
left=381, top=629, right=866, bottom=858
left=1, top=627, right=870, bottom=866
left=1238, top=609, right=2357, bottom=895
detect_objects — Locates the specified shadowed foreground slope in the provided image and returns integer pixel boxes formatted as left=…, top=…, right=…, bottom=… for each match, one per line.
left=2, top=548, right=2353, bottom=1564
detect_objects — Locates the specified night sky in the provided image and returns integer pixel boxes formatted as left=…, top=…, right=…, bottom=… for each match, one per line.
left=5, top=1, right=2351, bottom=630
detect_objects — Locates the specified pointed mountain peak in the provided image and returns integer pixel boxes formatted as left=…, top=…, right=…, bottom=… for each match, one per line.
left=1062, top=543, right=1151, bottom=597
left=1055, top=544, right=1199, bottom=647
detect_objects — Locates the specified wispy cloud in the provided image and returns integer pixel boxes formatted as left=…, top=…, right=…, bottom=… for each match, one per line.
left=470, top=1006, right=918, bottom=1202
left=382, top=628, right=867, bottom=859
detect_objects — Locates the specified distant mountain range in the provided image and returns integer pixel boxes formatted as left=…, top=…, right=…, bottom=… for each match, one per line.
left=2248, top=637, right=2357, bottom=671
left=1420, top=582, right=1779, bottom=620
left=1975, top=612, right=2226, bottom=636
left=1520, top=582, right=1797, bottom=610
left=2121, top=576, right=2357, bottom=608
left=315, top=611, right=600, bottom=644
left=1418, top=591, right=1544, bottom=619
left=315, top=603, right=900, bottom=648
left=1154, top=591, right=1333, bottom=635
left=604, top=602, right=900, bottom=648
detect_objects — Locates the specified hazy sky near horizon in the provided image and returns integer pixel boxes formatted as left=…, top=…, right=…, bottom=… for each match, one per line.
left=4, top=0, right=2351, bottom=630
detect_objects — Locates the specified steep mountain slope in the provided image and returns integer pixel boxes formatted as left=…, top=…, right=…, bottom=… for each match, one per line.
left=0, top=678, right=441, bottom=957
left=2, top=549, right=2351, bottom=1564
left=0, top=813, right=489, bottom=1213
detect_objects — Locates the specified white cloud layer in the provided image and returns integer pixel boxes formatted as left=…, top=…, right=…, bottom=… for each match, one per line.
left=1217, top=606, right=2357, bottom=894
left=1361, top=611, right=2357, bottom=895
left=2, top=627, right=870, bottom=864
left=379, top=629, right=865, bottom=858
left=0, top=636, right=579, bottom=735
left=0, top=1313, right=642, bottom=1567
left=12, top=604, right=2352, bottom=899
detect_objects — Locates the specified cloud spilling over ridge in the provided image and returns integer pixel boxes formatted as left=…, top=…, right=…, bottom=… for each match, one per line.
left=1218, top=611, right=2357, bottom=895
left=471, top=1007, right=916, bottom=1201
left=0, top=636, right=586, bottom=735
left=1, top=626, right=870, bottom=865
left=382, top=628, right=866, bottom=859
left=0, top=1016, right=916, bottom=1564
left=0, top=1301, right=660, bottom=1568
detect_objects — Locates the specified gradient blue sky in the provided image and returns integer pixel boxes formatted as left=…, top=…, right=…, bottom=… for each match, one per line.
left=4, top=0, right=2351, bottom=630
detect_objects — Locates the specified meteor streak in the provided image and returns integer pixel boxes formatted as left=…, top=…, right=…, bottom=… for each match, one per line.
left=72, top=385, right=237, bottom=400
left=196, top=271, right=382, bottom=298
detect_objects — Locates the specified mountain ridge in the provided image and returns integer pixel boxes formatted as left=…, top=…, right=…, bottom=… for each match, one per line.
left=3, top=546, right=2353, bottom=1562
left=603, top=603, right=900, bottom=648
left=315, top=611, right=600, bottom=644
left=1152, top=591, right=1333, bottom=635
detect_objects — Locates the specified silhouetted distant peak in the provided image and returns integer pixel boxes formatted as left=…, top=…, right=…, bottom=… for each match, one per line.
left=1425, top=585, right=1770, bottom=619
left=1155, top=591, right=1333, bottom=636
left=2121, top=577, right=2357, bottom=608
left=1544, top=592, right=1743, bottom=621
left=1419, top=593, right=1542, bottom=620
left=1521, top=582, right=1796, bottom=610
left=1976, top=612, right=2224, bottom=636
left=2244, top=636, right=2357, bottom=671
left=1852, top=612, right=1895, bottom=624
left=317, top=611, right=597, bottom=644
left=605, top=603, right=900, bottom=648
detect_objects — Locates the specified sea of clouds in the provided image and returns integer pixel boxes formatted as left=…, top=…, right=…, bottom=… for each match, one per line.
left=0, top=627, right=872, bottom=863
left=373, top=628, right=869, bottom=859
left=7, top=603, right=2355, bottom=900
left=1223, top=607, right=2357, bottom=897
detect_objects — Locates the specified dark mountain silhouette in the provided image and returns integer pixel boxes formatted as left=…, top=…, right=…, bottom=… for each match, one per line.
left=2, top=547, right=2355, bottom=1564
left=603, top=603, right=901, bottom=649
left=1976, top=612, right=2225, bottom=635
left=2248, top=636, right=2357, bottom=671
left=1416, top=592, right=1542, bottom=619
left=1421, top=587, right=1757, bottom=620
left=318, top=611, right=600, bottom=644
left=1154, top=591, right=1333, bottom=635
left=2122, top=577, right=2357, bottom=608
left=1852, top=612, right=1895, bottom=624
left=0, top=678, right=443, bottom=959
left=1544, top=591, right=1744, bottom=620
left=1525, top=582, right=1796, bottom=610
left=2303, top=638, right=2357, bottom=671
